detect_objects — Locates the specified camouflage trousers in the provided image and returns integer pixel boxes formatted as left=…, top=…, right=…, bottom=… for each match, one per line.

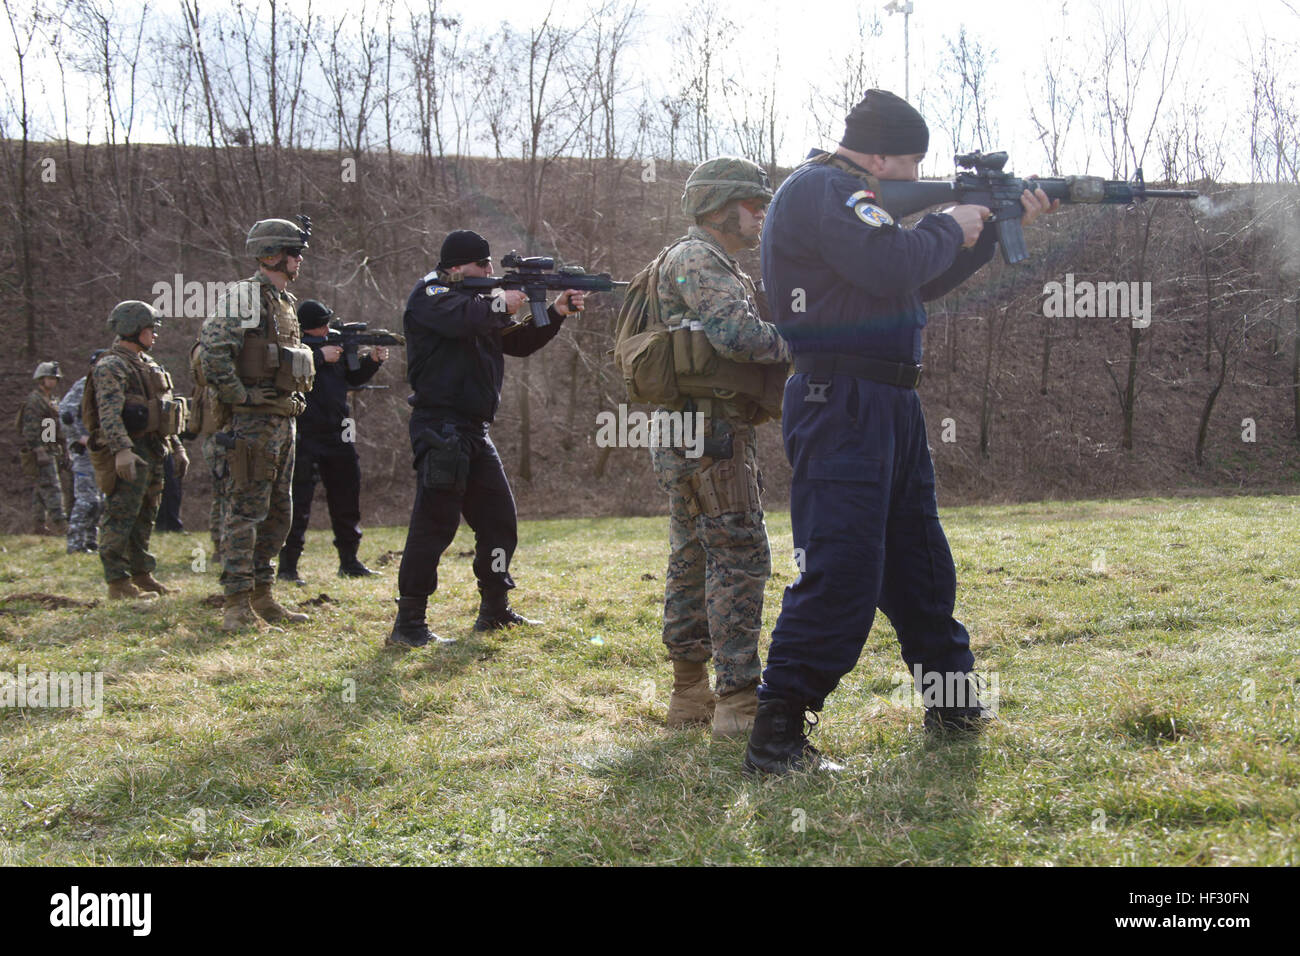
left=99, top=444, right=164, bottom=582
left=201, top=434, right=223, bottom=567
left=67, top=469, right=105, bottom=551
left=651, top=423, right=770, bottom=696
left=30, top=461, right=67, bottom=531
left=213, top=412, right=295, bottom=595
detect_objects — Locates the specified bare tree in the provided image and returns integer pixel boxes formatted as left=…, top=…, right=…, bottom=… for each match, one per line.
left=0, top=0, right=44, bottom=356
left=806, top=9, right=882, bottom=145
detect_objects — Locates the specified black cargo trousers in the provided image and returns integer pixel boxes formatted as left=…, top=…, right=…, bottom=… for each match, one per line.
left=395, top=414, right=517, bottom=600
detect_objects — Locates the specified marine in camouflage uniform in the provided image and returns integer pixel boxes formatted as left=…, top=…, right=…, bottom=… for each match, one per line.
left=90, top=302, right=188, bottom=600
left=649, top=157, right=791, bottom=739
left=18, top=363, right=68, bottom=535
left=60, top=359, right=106, bottom=553
left=198, top=217, right=314, bottom=631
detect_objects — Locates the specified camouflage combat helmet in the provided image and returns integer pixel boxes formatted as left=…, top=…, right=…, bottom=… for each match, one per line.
left=32, top=361, right=62, bottom=380
left=245, top=218, right=310, bottom=258
left=681, top=156, right=773, bottom=218
left=107, top=300, right=164, bottom=337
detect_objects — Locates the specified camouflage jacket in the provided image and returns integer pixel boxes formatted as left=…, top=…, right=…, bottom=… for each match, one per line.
left=18, top=389, right=63, bottom=451
left=655, top=225, right=790, bottom=421
left=91, top=344, right=179, bottom=456
left=198, top=272, right=303, bottom=417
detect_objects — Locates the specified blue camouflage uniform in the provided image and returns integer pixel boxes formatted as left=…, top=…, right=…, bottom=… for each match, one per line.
left=60, top=376, right=104, bottom=552
left=758, top=149, right=998, bottom=709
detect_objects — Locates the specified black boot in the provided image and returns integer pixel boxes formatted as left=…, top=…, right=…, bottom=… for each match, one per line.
left=338, top=542, right=379, bottom=578
left=277, top=549, right=305, bottom=585
left=924, top=673, right=996, bottom=735
left=473, top=590, right=541, bottom=631
left=386, top=596, right=455, bottom=648
left=743, top=698, right=842, bottom=775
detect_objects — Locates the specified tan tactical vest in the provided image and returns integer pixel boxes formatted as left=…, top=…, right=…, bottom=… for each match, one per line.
left=235, top=282, right=314, bottom=398
left=664, top=243, right=787, bottom=424
left=83, top=345, right=187, bottom=440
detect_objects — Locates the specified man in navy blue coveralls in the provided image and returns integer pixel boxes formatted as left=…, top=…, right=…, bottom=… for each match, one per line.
left=744, top=90, right=1058, bottom=774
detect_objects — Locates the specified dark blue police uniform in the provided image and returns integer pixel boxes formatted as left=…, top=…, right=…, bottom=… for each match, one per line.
left=758, top=149, right=998, bottom=710
left=280, top=346, right=381, bottom=571
left=396, top=273, right=565, bottom=603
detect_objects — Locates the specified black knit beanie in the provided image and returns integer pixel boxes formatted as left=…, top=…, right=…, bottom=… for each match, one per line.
left=436, top=230, right=491, bottom=271
left=840, top=89, right=929, bottom=155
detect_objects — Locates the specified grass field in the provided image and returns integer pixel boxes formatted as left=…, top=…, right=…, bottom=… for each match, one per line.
left=1, top=495, right=1298, bottom=866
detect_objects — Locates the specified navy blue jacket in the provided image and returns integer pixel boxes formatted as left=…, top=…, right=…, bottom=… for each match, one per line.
left=403, top=275, right=565, bottom=424
left=298, top=346, right=381, bottom=452
left=761, top=150, right=997, bottom=364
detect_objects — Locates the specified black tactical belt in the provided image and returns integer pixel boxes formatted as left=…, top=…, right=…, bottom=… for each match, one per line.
left=794, top=352, right=924, bottom=389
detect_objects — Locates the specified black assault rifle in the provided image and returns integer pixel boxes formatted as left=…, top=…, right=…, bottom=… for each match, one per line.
left=301, top=321, right=405, bottom=372
left=872, top=150, right=1198, bottom=264
left=459, top=252, right=625, bottom=327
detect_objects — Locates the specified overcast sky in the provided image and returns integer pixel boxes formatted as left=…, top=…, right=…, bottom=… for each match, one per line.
left=5, top=0, right=1298, bottom=181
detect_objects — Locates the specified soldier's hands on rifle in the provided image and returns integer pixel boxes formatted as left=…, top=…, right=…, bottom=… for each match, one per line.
left=1019, top=183, right=1061, bottom=226
left=242, top=384, right=278, bottom=405
left=371, top=346, right=389, bottom=362
left=943, top=204, right=991, bottom=248
left=173, top=445, right=190, bottom=480
left=495, top=290, right=527, bottom=315
left=114, top=448, right=145, bottom=481
left=321, top=345, right=344, bottom=364
left=554, top=290, right=586, bottom=316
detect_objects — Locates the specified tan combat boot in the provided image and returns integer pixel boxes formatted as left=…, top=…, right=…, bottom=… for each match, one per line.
left=713, top=682, right=759, bottom=739
left=131, top=572, right=172, bottom=595
left=666, top=659, right=714, bottom=727
left=250, top=582, right=309, bottom=624
left=107, top=578, right=159, bottom=601
left=221, top=591, right=261, bottom=631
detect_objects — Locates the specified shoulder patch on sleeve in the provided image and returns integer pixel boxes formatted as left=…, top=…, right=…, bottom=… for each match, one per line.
left=844, top=188, right=878, bottom=205
left=426, top=284, right=449, bottom=296
left=851, top=201, right=894, bottom=228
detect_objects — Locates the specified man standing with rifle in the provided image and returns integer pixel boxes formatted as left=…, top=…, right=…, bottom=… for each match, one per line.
left=278, top=299, right=390, bottom=583
left=744, top=90, right=1059, bottom=774
left=386, top=229, right=586, bottom=648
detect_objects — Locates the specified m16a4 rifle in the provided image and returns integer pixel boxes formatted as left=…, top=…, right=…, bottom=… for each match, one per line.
left=301, top=321, right=405, bottom=372
left=459, top=252, right=626, bottom=327
left=871, top=150, right=1199, bottom=264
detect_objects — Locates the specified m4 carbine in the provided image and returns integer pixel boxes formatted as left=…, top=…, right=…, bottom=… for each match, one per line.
left=460, top=252, right=625, bottom=327
left=872, top=150, right=1199, bottom=264
left=301, top=321, right=405, bottom=372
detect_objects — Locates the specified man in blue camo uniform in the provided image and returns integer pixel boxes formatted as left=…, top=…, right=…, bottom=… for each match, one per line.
left=744, top=90, right=1058, bottom=774
left=650, top=157, right=790, bottom=739
left=60, top=351, right=107, bottom=553
left=89, top=302, right=188, bottom=601
left=199, top=218, right=315, bottom=631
